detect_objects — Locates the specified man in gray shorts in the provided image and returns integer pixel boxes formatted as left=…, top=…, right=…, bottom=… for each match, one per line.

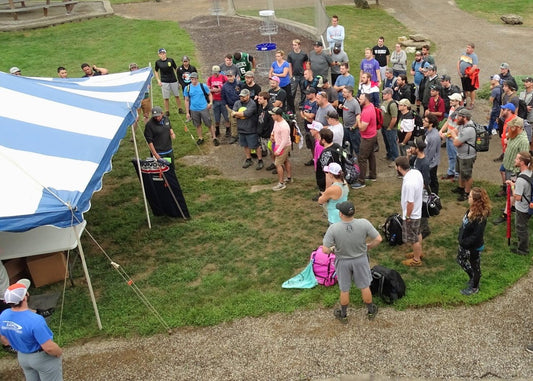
left=322, top=201, right=382, bottom=322
left=154, top=48, right=185, bottom=116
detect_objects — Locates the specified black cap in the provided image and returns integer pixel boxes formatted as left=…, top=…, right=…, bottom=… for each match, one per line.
left=336, top=201, right=355, bottom=216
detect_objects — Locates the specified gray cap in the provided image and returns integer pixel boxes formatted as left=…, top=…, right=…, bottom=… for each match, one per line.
left=189, top=72, right=198, bottom=78
left=151, top=106, right=163, bottom=117
left=244, top=71, right=254, bottom=77
left=239, top=88, right=250, bottom=97
left=457, top=108, right=471, bottom=118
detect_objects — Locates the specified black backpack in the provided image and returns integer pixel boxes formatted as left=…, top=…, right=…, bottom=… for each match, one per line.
left=465, top=123, right=490, bottom=152
left=408, top=83, right=416, bottom=104
left=411, top=110, right=425, bottom=137
left=370, top=265, right=406, bottom=304
left=381, top=213, right=403, bottom=246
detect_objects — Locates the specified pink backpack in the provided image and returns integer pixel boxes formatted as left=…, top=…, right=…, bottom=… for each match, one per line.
left=310, top=246, right=337, bottom=286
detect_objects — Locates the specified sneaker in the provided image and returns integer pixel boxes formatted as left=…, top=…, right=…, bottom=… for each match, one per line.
left=351, top=181, right=366, bottom=189
left=283, top=177, right=293, bottom=184
left=229, top=136, right=238, bottom=144
left=333, top=308, right=348, bottom=324
left=272, top=169, right=278, bottom=174
left=2, top=345, right=16, bottom=354
left=215, top=128, right=220, bottom=137
left=492, top=214, right=507, bottom=225
left=510, top=247, right=529, bottom=256
left=178, top=108, right=185, bottom=115
left=460, top=286, right=479, bottom=296
left=402, top=258, right=422, bottom=267
left=265, top=163, right=276, bottom=171
left=256, top=160, right=264, bottom=170
left=213, top=138, right=220, bottom=147
left=272, top=182, right=286, bottom=191
left=493, top=153, right=504, bottom=162
left=451, top=187, right=463, bottom=194
left=491, top=129, right=498, bottom=135
left=242, top=159, right=253, bottom=169
left=367, top=304, right=378, bottom=320
left=526, top=344, right=533, bottom=354
left=440, top=174, right=455, bottom=180
left=196, top=138, right=205, bottom=145
left=365, top=176, right=377, bottom=182
left=36, top=307, right=55, bottom=318
left=404, top=252, right=425, bottom=259
left=304, top=159, right=314, bottom=166
left=457, top=192, right=469, bottom=202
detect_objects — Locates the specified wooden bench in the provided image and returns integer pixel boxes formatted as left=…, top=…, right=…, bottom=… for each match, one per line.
left=0, top=0, right=77, bottom=20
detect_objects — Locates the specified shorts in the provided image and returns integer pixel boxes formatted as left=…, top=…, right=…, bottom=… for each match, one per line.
left=138, top=97, right=151, bottom=118
left=239, top=133, right=259, bottom=149
left=456, top=156, right=475, bottom=180
left=161, top=82, right=180, bottom=98
left=461, top=76, right=477, bottom=92
left=402, top=218, right=421, bottom=244
left=335, top=255, right=372, bottom=292
left=274, top=145, right=290, bottom=166
left=191, top=108, right=212, bottom=127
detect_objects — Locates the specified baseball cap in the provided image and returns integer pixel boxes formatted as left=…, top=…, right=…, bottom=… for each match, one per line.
left=503, top=80, right=516, bottom=90
left=449, top=93, right=462, bottom=101
left=151, top=106, right=163, bottom=117
left=305, top=87, right=317, bottom=94
left=182, top=56, right=190, bottom=62
left=336, top=201, right=355, bottom=216
left=9, top=66, right=20, bottom=74
left=501, top=103, right=516, bottom=112
left=398, top=98, right=412, bottom=108
left=334, top=42, right=341, bottom=50
left=500, top=63, right=510, bottom=69
left=225, top=70, right=236, bottom=76
left=430, top=85, right=440, bottom=92
left=507, top=117, right=524, bottom=128
left=158, top=48, right=166, bottom=54
left=313, top=41, right=323, bottom=47
left=426, top=64, right=437, bottom=71
left=457, top=108, right=472, bottom=118
left=244, top=71, right=254, bottom=77
left=491, top=74, right=501, bottom=81
left=269, top=76, right=280, bottom=84
left=129, top=63, right=138, bottom=70
left=189, top=72, right=198, bottom=78
left=522, top=76, right=533, bottom=83
left=307, top=120, right=323, bottom=131
left=239, top=88, right=250, bottom=97
left=408, top=137, right=426, bottom=150
left=323, top=162, right=342, bottom=176
left=212, top=65, right=220, bottom=73
left=4, top=279, right=31, bottom=304
left=268, top=106, right=283, bottom=116
left=440, top=74, right=451, bottom=81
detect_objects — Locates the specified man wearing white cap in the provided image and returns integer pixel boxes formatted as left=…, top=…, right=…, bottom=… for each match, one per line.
left=318, top=162, right=349, bottom=225
left=9, top=66, right=21, bottom=75
left=0, top=279, right=63, bottom=380
left=488, top=74, right=503, bottom=135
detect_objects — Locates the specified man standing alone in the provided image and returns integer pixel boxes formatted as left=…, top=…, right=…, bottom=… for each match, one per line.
left=457, top=43, right=479, bottom=110
left=322, top=201, right=382, bottom=323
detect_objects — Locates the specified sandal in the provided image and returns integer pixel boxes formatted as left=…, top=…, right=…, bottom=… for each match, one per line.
left=404, top=252, right=425, bottom=259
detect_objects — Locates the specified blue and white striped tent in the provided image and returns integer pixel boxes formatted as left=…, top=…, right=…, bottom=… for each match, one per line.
left=0, top=67, right=152, bottom=233
left=0, top=68, right=152, bottom=329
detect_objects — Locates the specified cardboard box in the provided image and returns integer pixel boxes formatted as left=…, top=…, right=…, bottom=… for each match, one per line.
left=26, top=252, right=68, bottom=288
left=3, top=257, right=29, bottom=284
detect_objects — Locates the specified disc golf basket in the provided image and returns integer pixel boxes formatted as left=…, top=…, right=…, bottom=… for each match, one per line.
left=255, top=42, right=277, bottom=76
left=211, top=0, right=223, bottom=26
left=259, top=9, right=278, bottom=43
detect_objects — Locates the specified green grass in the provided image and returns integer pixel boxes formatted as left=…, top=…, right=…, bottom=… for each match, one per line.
left=455, top=0, right=533, bottom=26
left=0, top=7, right=531, bottom=351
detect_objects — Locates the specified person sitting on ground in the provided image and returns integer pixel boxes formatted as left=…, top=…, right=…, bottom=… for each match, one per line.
left=456, top=187, right=491, bottom=296
left=322, top=201, right=382, bottom=323
left=318, top=162, right=349, bottom=225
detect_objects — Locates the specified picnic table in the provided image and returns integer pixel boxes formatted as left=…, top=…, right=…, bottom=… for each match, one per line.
left=0, top=0, right=77, bottom=20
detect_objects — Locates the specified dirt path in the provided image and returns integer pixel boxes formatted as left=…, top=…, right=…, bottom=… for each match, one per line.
left=1, top=2, right=532, bottom=380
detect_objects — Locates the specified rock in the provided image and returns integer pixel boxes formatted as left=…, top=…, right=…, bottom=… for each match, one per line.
left=400, top=39, right=429, bottom=50
left=397, top=36, right=408, bottom=42
left=409, top=33, right=428, bottom=42
left=405, top=47, right=416, bottom=54
left=500, top=14, right=523, bottom=25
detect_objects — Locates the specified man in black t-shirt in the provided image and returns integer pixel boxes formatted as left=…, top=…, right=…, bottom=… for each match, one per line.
left=154, top=48, right=184, bottom=116
left=372, top=36, right=390, bottom=84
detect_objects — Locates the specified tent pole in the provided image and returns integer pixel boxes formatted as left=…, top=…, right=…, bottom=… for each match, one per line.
left=132, top=124, right=152, bottom=229
left=75, top=225, right=102, bottom=330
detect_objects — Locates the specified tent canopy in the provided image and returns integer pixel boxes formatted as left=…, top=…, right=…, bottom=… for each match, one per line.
left=0, top=68, right=153, bottom=234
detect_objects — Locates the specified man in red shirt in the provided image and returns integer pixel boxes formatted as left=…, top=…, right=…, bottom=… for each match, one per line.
left=207, top=65, right=229, bottom=138
left=425, top=85, right=445, bottom=122
left=353, top=93, right=377, bottom=189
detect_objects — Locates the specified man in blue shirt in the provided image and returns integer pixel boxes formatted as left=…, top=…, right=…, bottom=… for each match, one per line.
left=184, top=72, right=218, bottom=146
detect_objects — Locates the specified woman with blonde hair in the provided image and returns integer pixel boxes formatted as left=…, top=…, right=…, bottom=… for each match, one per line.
left=269, top=49, right=292, bottom=111
left=456, top=187, right=491, bottom=295
left=318, top=162, right=349, bottom=225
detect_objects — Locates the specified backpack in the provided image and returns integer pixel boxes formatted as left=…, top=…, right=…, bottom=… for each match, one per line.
left=517, top=173, right=533, bottom=215
left=335, top=146, right=360, bottom=185
left=411, top=110, right=425, bottom=137
left=374, top=106, right=384, bottom=130
left=381, top=213, right=403, bottom=246
left=408, top=83, right=416, bottom=104
left=465, top=123, right=490, bottom=152
left=185, top=83, right=210, bottom=104
left=310, top=246, right=337, bottom=286
left=370, top=265, right=406, bottom=304
left=423, top=192, right=442, bottom=217
left=518, top=90, right=532, bottom=119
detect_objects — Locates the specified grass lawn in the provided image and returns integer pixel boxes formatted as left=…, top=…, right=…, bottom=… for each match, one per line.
left=455, top=0, right=533, bottom=26
left=0, top=8, right=531, bottom=349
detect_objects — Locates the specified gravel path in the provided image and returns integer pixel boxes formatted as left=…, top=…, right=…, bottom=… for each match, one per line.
left=1, top=1, right=532, bottom=380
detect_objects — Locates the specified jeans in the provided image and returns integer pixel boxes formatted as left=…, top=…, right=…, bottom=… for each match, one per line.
left=488, top=109, right=499, bottom=133
left=516, top=210, right=531, bottom=254
left=345, top=128, right=361, bottom=156
left=358, top=135, right=377, bottom=182
left=383, top=128, right=399, bottom=160
left=446, top=137, right=458, bottom=176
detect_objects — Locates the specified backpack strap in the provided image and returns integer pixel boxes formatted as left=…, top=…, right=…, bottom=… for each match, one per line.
left=517, top=173, right=533, bottom=204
